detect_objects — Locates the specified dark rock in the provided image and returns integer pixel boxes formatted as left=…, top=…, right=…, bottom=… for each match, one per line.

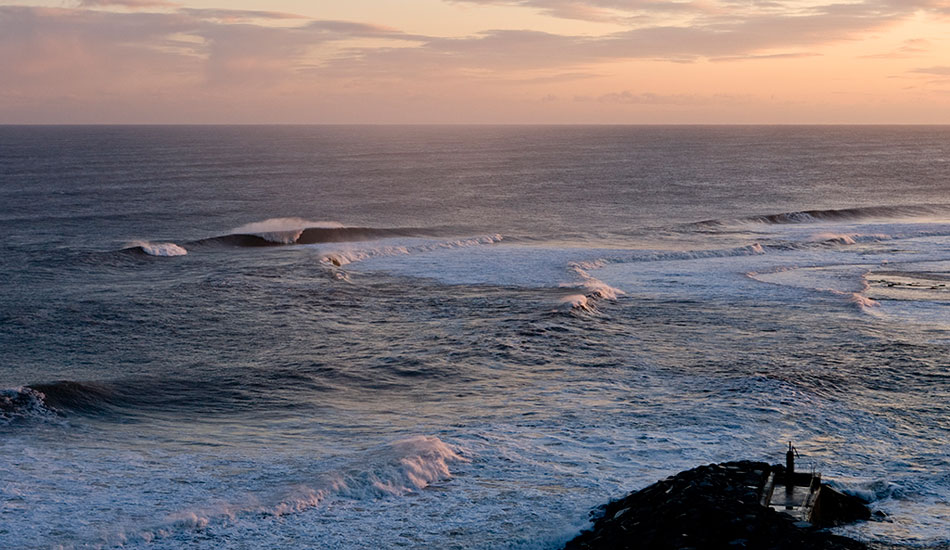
left=564, top=461, right=868, bottom=550
left=811, top=485, right=872, bottom=528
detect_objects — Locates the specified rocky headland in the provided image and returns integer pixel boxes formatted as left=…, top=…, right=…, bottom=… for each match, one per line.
left=564, top=461, right=871, bottom=550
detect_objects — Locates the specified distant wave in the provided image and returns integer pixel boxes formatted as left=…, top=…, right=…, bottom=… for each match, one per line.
left=194, top=227, right=432, bottom=248
left=693, top=204, right=950, bottom=228
left=121, top=218, right=446, bottom=255
left=1, top=381, right=122, bottom=423
left=2, top=374, right=335, bottom=423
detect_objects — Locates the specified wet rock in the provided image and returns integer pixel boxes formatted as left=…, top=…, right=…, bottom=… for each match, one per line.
left=564, top=461, right=868, bottom=550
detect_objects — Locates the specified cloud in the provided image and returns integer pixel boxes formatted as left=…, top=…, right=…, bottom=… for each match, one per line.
left=911, top=66, right=950, bottom=76
left=2, top=0, right=950, bottom=122
left=0, top=5, right=421, bottom=90
left=861, top=38, right=931, bottom=59
left=710, top=52, right=822, bottom=63
left=322, top=1, right=928, bottom=80
left=575, top=90, right=749, bottom=105
left=450, top=0, right=937, bottom=24
left=450, top=0, right=709, bottom=23
left=177, top=8, right=305, bottom=21
left=78, top=0, right=178, bottom=7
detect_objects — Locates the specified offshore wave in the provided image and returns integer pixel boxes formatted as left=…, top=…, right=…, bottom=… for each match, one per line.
left=1, top=374, right=335, bottom=423
left=692, top=204, right=950, bottom=228
left=2, top=380, right=146, bottom=422
left=193, top=226, right=432, bottom=248
left=120, top=218, right=453, bottom=255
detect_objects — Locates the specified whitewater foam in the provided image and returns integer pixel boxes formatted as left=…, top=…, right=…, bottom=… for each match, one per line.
left=558, top=294, right=593, bottom=312
left=129, top=241, right=188, bottom=257
left=320, top=234, right=503, bottom=268
left=0, top=387, right=58, bottom=424
left=565, top=261, right=624, bottom=301
left=121, top=435, right=467, bottom=545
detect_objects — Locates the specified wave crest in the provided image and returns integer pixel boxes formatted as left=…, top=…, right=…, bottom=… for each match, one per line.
left=126, top=436, right=467, bottom=545
left=0, top=387, right=59, bottom=423
left=230, top=218, right=345, bottom=244
left=127, top=241, right=188, bottom=256
left=694, top=204, right=950, bottom=228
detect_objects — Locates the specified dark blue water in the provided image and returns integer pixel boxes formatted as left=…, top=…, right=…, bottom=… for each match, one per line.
left=2, top=126, right=949, bottom=549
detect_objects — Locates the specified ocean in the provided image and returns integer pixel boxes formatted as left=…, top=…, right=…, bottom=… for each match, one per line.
left=1, top=125, right=948, bottom=549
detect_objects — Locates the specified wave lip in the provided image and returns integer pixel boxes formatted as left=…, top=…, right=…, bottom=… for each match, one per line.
left=192, top=225, right=434, bottom=249
left=127, top=241, right=188, bottom=256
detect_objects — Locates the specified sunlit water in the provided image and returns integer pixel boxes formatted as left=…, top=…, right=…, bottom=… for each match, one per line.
left=1, top=126, right=949, bottom=549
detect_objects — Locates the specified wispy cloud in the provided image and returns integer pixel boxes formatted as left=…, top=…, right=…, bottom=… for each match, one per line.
left=2, top=0, right=950, bottom=122
left=78, top=0, right=178, bottom=7
left=911, top=66, right=950, bottom=76
left=575, top=90, right=750, bottom=105
left=861, top=38, right=932, bottom=59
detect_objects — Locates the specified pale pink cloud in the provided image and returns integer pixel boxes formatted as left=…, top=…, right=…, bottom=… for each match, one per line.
left=78, top=0, right=178, bottom=8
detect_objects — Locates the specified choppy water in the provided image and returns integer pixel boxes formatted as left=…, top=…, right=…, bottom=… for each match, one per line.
left=1, top=126, right=949, bottom=549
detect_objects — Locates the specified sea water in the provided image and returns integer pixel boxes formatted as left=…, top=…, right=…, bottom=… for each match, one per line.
left=1, top=125, right=949, bottom=549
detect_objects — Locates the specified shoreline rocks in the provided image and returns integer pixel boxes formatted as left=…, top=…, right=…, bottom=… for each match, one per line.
left=564, top=461, right=870, bottom=550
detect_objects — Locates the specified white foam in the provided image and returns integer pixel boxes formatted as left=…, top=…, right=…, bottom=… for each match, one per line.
left=850, top=292, right=879, bottom=310
left=558, top=294, right=592, bottom=312
left=813, top=232, right=858, bottom=245
left=0, top=387, right=57, bottom=424
left=809, top=232, right=892, bottom=246
left=129, top=435, right=468, bottom=544
left=566, top=261, right=624, bottom=300
left=130, top=241, right=188, bottom=257
left=320, top=234, right=503, bottom=268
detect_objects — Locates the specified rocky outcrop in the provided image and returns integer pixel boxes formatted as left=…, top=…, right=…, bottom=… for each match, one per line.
left=564, top=461, right=869, bottom=550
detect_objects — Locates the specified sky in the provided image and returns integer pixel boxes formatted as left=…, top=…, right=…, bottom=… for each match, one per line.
left=2, top=0, right=950, bottom=123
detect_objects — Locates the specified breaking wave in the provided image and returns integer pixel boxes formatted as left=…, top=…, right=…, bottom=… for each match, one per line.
left=194, top=218, right=432, bottom=248
left=560, top=260, right=624, bottom=312
left=120, top=218, right=461, bottom=255
left=127, top=241, right=188, bottom=257
left=693, top=204, right=950, bottom=228
left=2, top=374, right=336, bottom=422
left=0, top=387, right=59, bottom=424
left=1, top=381, right=129, bottom=423
left=121, top=436, right=466, bottom=545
